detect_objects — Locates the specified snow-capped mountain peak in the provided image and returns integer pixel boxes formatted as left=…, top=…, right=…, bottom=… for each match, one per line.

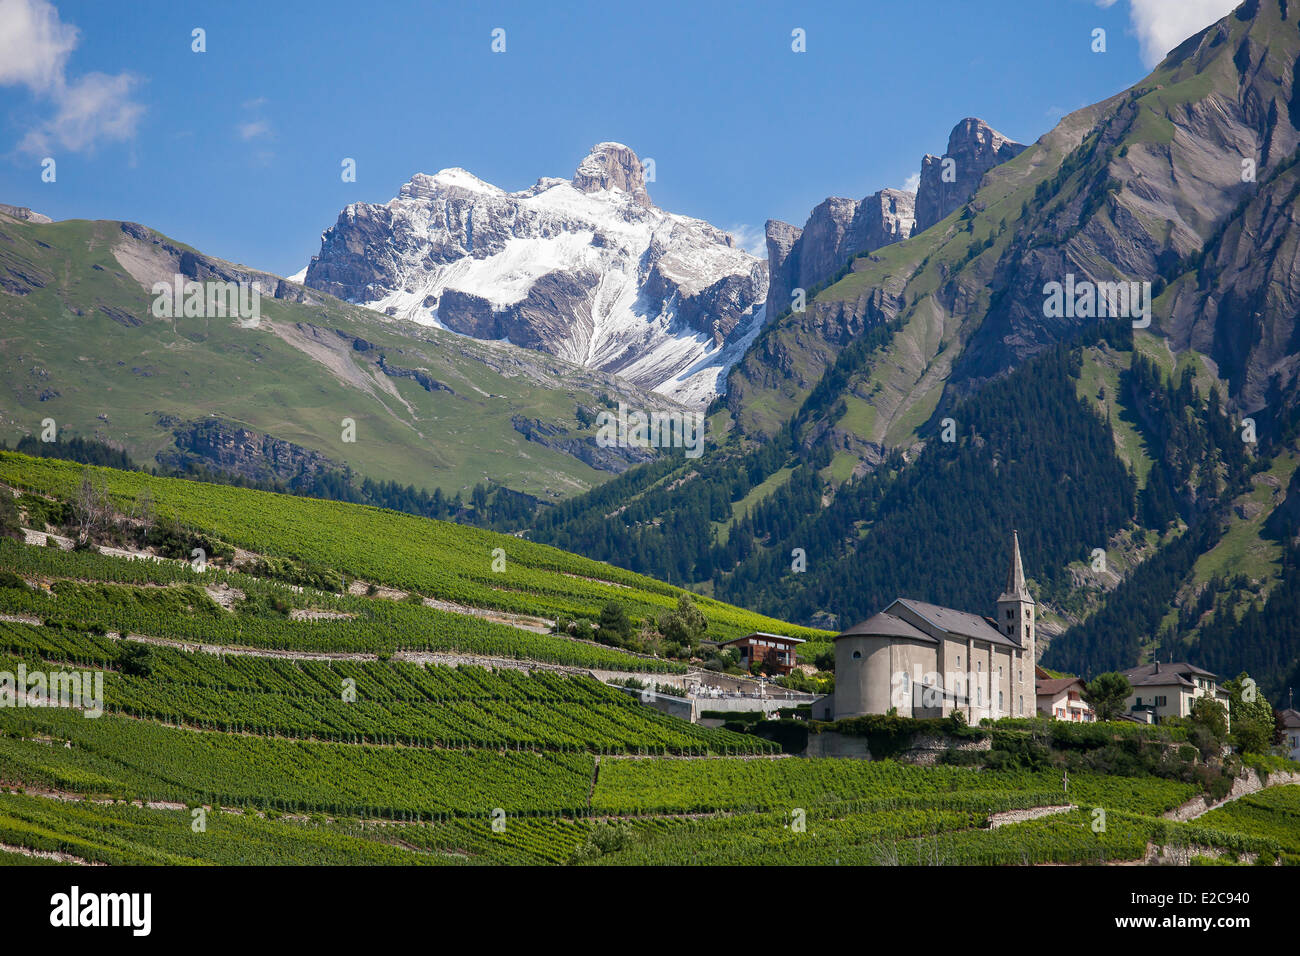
left=301, top=143, right=767, bottom=404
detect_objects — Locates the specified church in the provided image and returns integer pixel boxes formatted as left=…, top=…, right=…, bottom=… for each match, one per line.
left=814, top=531, right=1037, bottom=722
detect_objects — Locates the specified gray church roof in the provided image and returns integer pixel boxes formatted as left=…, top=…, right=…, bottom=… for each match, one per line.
left=835, top=611, right=936, bottom=643
left=834, top=532, right=1032, bottom=651
left=890, top=598, right=1023, bottom=649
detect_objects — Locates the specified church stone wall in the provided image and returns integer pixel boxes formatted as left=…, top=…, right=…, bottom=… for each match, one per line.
left=833, top=636, right=939, bottom=719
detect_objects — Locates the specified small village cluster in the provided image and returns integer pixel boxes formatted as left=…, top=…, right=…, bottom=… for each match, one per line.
left=711, top=532, right=1300, bottom=757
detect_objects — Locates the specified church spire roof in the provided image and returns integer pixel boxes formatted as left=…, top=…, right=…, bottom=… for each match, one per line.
left=998, top=529, right=1034, bottom=605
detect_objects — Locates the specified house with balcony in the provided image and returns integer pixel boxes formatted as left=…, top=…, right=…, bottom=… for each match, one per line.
left=1120, top=661, right=1230, bottom=724
left=1035, top=668, right=1094, bottom=722
left=719, top=632, right=805, bottom=676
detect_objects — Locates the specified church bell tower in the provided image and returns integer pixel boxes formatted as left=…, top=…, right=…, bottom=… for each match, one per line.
left=997, top=530, right=1036, bottom=716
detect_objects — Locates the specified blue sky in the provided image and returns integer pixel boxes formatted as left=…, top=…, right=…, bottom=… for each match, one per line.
left=0, top=0, right=1239, bottom=276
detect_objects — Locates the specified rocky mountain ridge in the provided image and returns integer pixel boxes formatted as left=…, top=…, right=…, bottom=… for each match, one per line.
left=762, top=117, right=1023, bottom=330
left=303, top=143, right=767, bottom=405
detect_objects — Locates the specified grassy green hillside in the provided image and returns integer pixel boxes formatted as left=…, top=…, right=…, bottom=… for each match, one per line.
left=0, top=213, right=676, bottom=499
left=0, top=451, right=832, bottom=646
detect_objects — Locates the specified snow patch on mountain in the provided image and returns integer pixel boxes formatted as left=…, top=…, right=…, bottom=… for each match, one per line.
left=302, top=143, right=767, bottom=404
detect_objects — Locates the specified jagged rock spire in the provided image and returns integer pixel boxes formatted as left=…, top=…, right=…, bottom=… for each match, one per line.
left=999, top=529, right=1034, bottom=604
left=571, top=143, right=652, bottom=207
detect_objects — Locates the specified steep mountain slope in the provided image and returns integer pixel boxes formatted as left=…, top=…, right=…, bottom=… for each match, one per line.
left=764, top=187, right=916, bottom=322
left=727, top=3, right=1300, bottom=455
left=731, top=116, right=1026, bottom=443
left=524, top=1, right=1300, bottom=693
left=0, top=210, right=684, bottom=500
left=303, top=143, right=768, bottom=405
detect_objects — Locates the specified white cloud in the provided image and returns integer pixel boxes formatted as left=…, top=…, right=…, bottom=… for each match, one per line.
left=238, top=120, right=271, bottom=141
left=20, top=71, right=143, bottom=154
left=0, top=0, right=143, bottom=154
left=1100, top=0, right=1240, bottom=68
left=727, top=223, right=767, bottom=257
left=0, top=0, right=77, bottom=91
left=902, top=172, right=921, bottom=193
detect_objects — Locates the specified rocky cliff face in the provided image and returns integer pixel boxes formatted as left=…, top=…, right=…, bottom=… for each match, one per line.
left=114, top=221, right=319, bottom=305
left=762, top=117, right=1018, bottom=327
left=157, top=419, right=342, bottom=485
left=303, top=143, right=767, bottom=405
left=735, top=2, right=1300, bottom=445
left=1166, top=142, right=1300, bottom=414
left=914, top=118, right=1026, bottom=232
left=0, top=204, right=52, bottom=224
left=763, top=188, right=916, bottom=320
left=955, top=6, right=1300, bottom=398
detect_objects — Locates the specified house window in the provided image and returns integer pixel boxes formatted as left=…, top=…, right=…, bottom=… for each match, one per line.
left=1006, top=610, right=1012, bottom=619
left=852, top=651, right=861, bottom=660
left=1155, top=695, right=1167, bottom=707
left=998, top=691, right=1004, bottom=712
left=1018, top=695, right=1023, bottom=715
left=956, top=655, right=961, bottom=668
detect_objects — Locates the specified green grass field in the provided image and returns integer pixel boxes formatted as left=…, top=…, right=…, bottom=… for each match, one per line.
left=0, top=215, right=674, bottom=498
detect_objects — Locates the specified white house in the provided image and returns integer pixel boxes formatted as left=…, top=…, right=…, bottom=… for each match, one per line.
left=1035, top=669, right=1095, bottom=722
left=1280, top=708, right=1300, bottom=761
left=1121, top=661, right=1230, bottom=724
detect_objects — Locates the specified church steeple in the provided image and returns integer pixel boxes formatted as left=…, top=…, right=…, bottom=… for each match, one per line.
left=996, top=529, right=1036, bottom=716
left=999, top=529, right=1034, bottom=605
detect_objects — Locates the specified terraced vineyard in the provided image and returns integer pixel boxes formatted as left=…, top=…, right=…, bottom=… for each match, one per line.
left=0, top=452, right=832, bottom=646
left=589, top=756, right=1200, bottom=816
left=0, top=625, right=767, bottom=754
left=1, top=453, right=1298, bottom=867
left=0, top=557, right=684, bottom=670
left=1182, top=786, right=1300, bottom=863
